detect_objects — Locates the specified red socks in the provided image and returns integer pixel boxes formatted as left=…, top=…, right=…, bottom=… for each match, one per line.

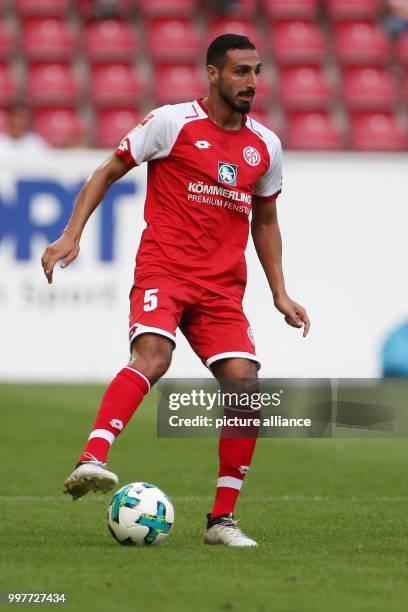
left=79, top=366, right=150, bottom=464
left=80, top=371, right=257, bottom=519
left=210, top=409, right=258, bottom=518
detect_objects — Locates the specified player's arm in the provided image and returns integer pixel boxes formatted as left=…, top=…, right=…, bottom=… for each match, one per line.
left=41, top=153, right=129, bottom=284
left=251, top=196, right=310, bottom=337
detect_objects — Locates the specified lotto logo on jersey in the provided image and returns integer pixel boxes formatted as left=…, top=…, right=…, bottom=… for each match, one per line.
left=118, top=137, right=130, bottom=152
left=218, top=162, right=238, bottom=186
left=135, top=112, right=156, bottom=132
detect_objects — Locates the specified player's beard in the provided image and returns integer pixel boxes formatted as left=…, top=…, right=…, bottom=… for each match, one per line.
left=217, top=84, right=254, bottom=115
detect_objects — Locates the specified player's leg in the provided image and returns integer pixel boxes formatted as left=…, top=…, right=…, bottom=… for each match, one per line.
left=64, top=280, right=180, bottom=500
left=204, top=357, right=259, bottom=546
left=63, top=334, right=173, bottom=500
left=181, top=293, right=260, bottom=545
left=77, top=333, right=173, bottom=465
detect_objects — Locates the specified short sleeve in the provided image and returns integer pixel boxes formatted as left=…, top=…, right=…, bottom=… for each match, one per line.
left=115, top=107, right=177, bottom=168
left=253, top=136, right=283, bottom=200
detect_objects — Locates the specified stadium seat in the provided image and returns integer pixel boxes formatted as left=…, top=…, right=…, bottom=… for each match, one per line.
left=342, top=67, right=397, bottom=111
left=95, top=108, right=139, bottom=148
left=262, top=0, right=319, bottom=21
left=327, top=0, right=382, bottom=21
left=279, top=66, right=333, bottom=111
left=27, top=63, right=81, bottom=107
left=396, top=31, right=408, bottom=66
left=22, top=18, right=77, bottom=61
left=15, top=0, right=70, bottom=16
left=0, top=64, right=18, bottom=106
left=139, top=0, right=196, bottom=19
left=333, top=22, right=391, bottom=66
left=208, top=18, right=263, bottom=51
left=34, top=108, right=86, bottom=147
left=153, top=65, right=206, bottom=105
left=84, top=20, right=138, bottom=63
left=350, top=113, right=407, bottom=151
left=286, top=112, right=343, bottom=149
left=147, top=20, right=201, bottom=64
left=269, top=21, right=326, bottom=65
left=90, top=64, right=143, bottom=107
left=0, top=22, right=14, bottom=59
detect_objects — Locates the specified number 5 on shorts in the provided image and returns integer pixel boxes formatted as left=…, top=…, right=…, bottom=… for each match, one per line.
left=143, top=288, right=159, bottom=311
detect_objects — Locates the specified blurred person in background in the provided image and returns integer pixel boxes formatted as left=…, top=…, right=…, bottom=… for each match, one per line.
left=0, top=103, right=48, bottom=153
left=211, top=0, right=239, bottom=14
left=385, top=0, right=408, bottom=37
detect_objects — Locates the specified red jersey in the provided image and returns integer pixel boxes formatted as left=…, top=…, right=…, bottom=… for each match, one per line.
left=115, top=99, right=282, bottom=300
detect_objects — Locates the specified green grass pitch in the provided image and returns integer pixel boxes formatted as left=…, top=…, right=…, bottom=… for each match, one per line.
left=0, top=384, right=407, bottom=612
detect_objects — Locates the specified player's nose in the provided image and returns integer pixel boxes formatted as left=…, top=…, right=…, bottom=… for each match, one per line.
left=247, top=72, right=257, bottom=91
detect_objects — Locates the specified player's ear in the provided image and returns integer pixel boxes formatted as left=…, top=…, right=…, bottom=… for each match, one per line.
left=206, top=64, right=218, bottom=85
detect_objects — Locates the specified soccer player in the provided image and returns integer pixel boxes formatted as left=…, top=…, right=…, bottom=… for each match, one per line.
left=41, top=34, right=310, bottom=547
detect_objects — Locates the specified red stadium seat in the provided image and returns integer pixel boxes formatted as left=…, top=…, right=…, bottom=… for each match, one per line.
left=22, top=18, right=77, bottom=61
left=84, top=20, right=138, bottom=63
left=327, top=0, right=382, bottom=21
left=286, top=112, right=343, bottom=150
left=139, top=0, right=196, bottom=19
left=396, top=31, right=408, bottom=66
left=0, top=22, right=14, bottom=59
left=15, top=0, right=70, bottom=16
left=34, top=108, right=86, bottom=147
left=270, top=21, right=326, bottom=65
left=153, top=65, right=205, bottom=105
left=0, top=64, right=18, bottom=105
left=27, top=63, right=81, bottom=107
left=342, top=67, right=397, bottom=111
left=147, top=19, right=201, bottom=64
left=90, top=64, right=143, bottom=107
left=350, top=113, right=407, bottom=151
left=262, top=0, right=319, bottom=21
left=95, top=108, right=139, bottom=148
left=333, top=22, right=391, bottom=66
left=208, top=18, right=263, bottom=51
left=279, top=66, right=333, bottom=111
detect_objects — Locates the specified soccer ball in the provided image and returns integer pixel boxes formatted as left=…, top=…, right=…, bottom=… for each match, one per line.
left=106, top=482, right=174, bottom=546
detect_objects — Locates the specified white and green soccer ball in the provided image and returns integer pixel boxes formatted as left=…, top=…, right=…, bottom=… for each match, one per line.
left=107, top=482, right=174, bottom=546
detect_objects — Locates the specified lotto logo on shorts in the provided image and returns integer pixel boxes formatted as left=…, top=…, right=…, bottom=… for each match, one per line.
left=247, top=326, right=255, bottom=346
left=218, top=162, right=238, bottom=186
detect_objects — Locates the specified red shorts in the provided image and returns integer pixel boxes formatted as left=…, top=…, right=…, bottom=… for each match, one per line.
left=129, top=276, right=260, bottom=370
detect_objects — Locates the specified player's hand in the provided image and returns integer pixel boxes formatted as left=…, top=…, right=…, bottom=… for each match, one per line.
left=274, top=294, right=310, bottom=337
left=41, top=233, right=80, bottom=284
